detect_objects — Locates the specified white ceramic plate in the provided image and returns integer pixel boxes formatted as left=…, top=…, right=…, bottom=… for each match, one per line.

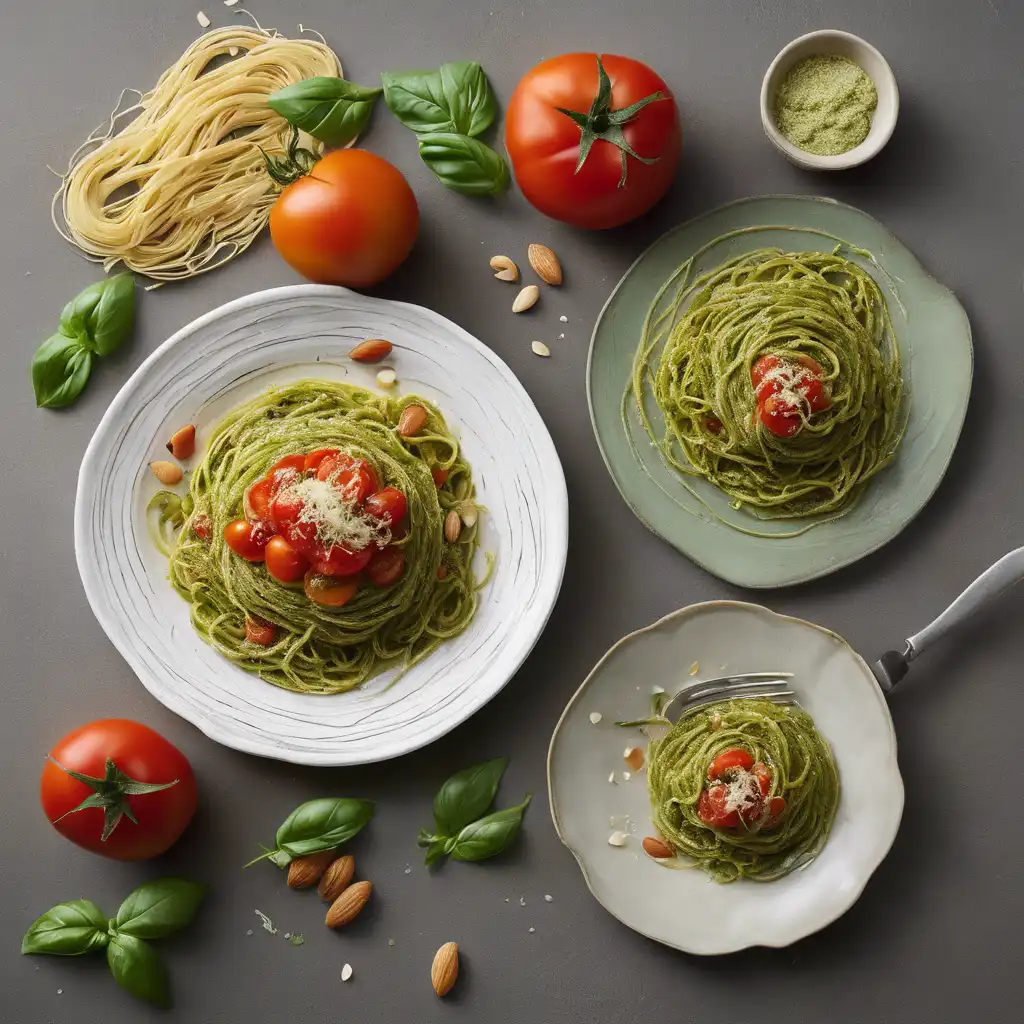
left=76, top=285, right=568, bottom=766
left=548, top=602, right=903, bottom=954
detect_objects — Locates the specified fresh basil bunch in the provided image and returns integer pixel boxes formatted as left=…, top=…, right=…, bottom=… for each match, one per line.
left=31, top=273, right=135, bottom=409
left=268, top=76, right=382, bottom=147
left=417, top=758, right=530, bottom=865
left=21, top=878, right=205, bottom=1008
left=247, top=797, right=374, bottom=868
left=382, top=62, right=509, bottom=196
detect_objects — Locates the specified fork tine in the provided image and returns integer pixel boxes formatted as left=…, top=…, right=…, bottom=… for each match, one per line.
left=671, top=677, right=792, bottom=703
left=671, top=692, right=796, bottom=717
left=660, top=670, right=799, bottom=723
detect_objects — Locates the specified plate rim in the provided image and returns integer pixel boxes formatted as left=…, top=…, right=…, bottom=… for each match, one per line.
left=586, top=194, right=974, bottom=588
left=75, top=283, right=569, bottom=765
left=547, top=599, right=905, bottom=954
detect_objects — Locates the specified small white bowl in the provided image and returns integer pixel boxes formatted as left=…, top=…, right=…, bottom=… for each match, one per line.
left=760, top=29, right=899, bottom=171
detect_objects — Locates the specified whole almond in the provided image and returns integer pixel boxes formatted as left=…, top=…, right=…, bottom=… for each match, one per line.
left=489, top=255, right=519, bottom=282
left=317, top=854, right=355, bottom=902
left=642, top=836, right=674, bottom=860
left=150, top=461, right=183, bottom=486
left=512, top=284, right=540, bottom=313
left=444, top=509, right=462, bottom=544
left=624, top=746, right=645, bottom=771
left=325, top=880, right=373, bottom=929
left=287, top=849, right=338, bottom=889
left=350, top=338, right=393, bottom=363
left=166, top=424, right=196, bottom=460
left=431, top=942, right=459, bottom=998
left=398, top=404, right=428, bottom=437
left=528, top=243, right=563, bottom=286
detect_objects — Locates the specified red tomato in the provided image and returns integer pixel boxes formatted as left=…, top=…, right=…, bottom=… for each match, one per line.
left=431, top=467, right=449, bottom=488
left=245, top=616, right=278, bottom=645
left=245, top=478, right=275, bottom=524
left=270, top=149, right=419, bottom=288
left=766, top=796, right=786, bottom=825
left=697, top=784, right=740, bottom=829
left=752, top=762, right=772, bottom=797
left=708, top=748, right=754, bottom=780
left=265, top=535, right=309, bottom=583
left=224, top=519, right=271, bottom=561
left=304, top=570, right=360, bottom=607
left=266, top=454, right=306, bottom=492
left=365, top=545, right=406, bottom=587
left=309, top=542, right=373, bottom=577
left=40, top=720, right=197, bottom=861
left=505, top=53, right=681, bottom=229
left=752, top=353, right=831, bottom=435
left=192, top=514, right=212, bottom=542
left=317, top=453, right=378, bottom=505
left=751, top=354, right=784, bottom=396
left=304, top=448, right=340, bottom=474
left=269, top=490, right=317, bottom=550
left=364, top=487, right=407, bottom=525
left=759, top=397, right=802, bottom=438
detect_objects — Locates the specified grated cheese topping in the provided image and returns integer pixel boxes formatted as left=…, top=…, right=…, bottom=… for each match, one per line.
left=289, top=477, right=390, bottom=552
left=720, top=768, right=763, bottom=816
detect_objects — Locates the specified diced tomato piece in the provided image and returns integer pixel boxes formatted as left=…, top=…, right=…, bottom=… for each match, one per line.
left=365, top=546, right=406, bottom=587
left=759, top=397, right=802, bottom=438
left=269, top=490, right=317, bottom=550
left=266, top=454, right=306, bottom=491
left=316, top=453, right=378, bottom=504
left=364, top=487, right=407, bottom=526
left=245, top=616, right=277, bottom=646
left=303, top=448, right=340, bottom=474
left=245, top=478, right=275, bottom=524
left=192, top=514, right=212, bottom=542
left=752, top=762, right=772, bottom=797
left=697, top=784, right=740, bottom=829
left=309, top=542, right=373, bottom=577
left=766, top=796, right=786, bottom=826
left=708, top=748, right=754, bottom=780
left=431, top=467, right=449, bottom=487
left=304, top=571, right=360, bottom=607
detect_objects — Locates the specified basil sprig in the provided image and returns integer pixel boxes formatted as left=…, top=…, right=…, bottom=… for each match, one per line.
left=21, top=878, right=205, bottom=1008
left=248, top=797, right=374, bottom=868
left=382, top=61, right=509, bottom=196
left=31, top=273, right=135, bottom=409
left=418, top=758, right=530, bottom=865
left=268, top=76, right=382, bottom=147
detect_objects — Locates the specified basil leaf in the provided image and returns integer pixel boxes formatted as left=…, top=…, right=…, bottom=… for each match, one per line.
left=114, top=878, right=206, bottom=940
left=424, top=839, right=449, bottom=866
left=447, top=796, right=531, bottom=862
left=31, top=333, right=93, bottom=409
left=106, top=933, right=171, bottom=1008
left=432, top=758, right=508, bottom=835
left=21, top=900, right=109, bottom=956
left=439, top=61, right=496, bottom=137
left=416, top=133, right=510, bottom=196
left=273, top=798, right=374, bottom=863
left=59, top=273, right=135, bottom=356
left=381, top=69, right=454, bottom=133
left=268, top=76, right=382, bottom=147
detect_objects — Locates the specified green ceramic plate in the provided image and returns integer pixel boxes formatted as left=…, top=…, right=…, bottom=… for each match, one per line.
left=588, top=196, right=972, bottom=588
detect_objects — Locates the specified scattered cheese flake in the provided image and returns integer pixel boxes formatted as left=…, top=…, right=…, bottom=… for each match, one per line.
left=388, top=938, right=395, bottom=946
left=529, top=927, right=536, bottom=933
left=255, top=910, right=277, bottom=935
left=224, top=0, right=241, bottom=6
left=197, top=10, right=211, bottom=28
left=246, top=929, right=253, bottom=936
left=291, top=476, right=389, bottom=551
left=607, top=771, right=616, bottom=784
left=519, top=896, right=526, bottom=906
left=376, top=368, right=397, bottom=388
left=341, top=963, right=354, bottom=982
left=559, top=315, right=568, bottom=322
left=589, top=711, right=602, bottom=724
left=652, top=685, right=665, bottom=694
left=57, top=989, right=63, bottom=995
left=608, top=830, right=629, bottom=847
left=531, top=341, right=551, bottom=358
left=283, top=933, right=290, bottom=939
left=544, top=894, right=553, bottom=902
left=404, top=866, right=412, bottom=874
left=504, top=897, right=510, bottom=903
left=689, top=661, right=700, bottom=676
left=622, top=771, right=632, bottom=781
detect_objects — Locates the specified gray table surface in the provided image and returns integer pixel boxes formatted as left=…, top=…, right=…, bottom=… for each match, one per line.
left=4, top=0, right=1022, bottom=1021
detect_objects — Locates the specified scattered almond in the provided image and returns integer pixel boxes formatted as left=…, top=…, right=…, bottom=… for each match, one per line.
left=398, top=404, right=428, bottom=437
left=376, top=368, right=397, bottom=388
left=431, top=942, right=459, bottom=998
left=341, top=963, right=354, bottom=982
left=458, top=503, right=478, bottom=528
left=531, top=341, right=551, bottom=358
left=607, top=831, right=629, bottom=847
left=642, top=836, right=675, bottom=860
left=528, top=243, right=563, bottom=286
left=196, top=11, right=211, bottom=28
left=589, top=712, right=602, bottom=725
left=710, top=710, right=723, bottom=731
left=287, top=849, right=338, bottom=889
left=150, top=461, right=183, bottom=486
left=489, top=255, right=519, bottom=282
left=624, top=746, right=645, bottom=771
left=444, top=509, right=462, bottom=543
left=166, top=424, right=196, bottom=460
left=512, top=284, right=540, bottom=313
left=350, top=338, right=393, bottom=363
left=325, top=880, right=373, bottom=929
left=317, top=854, right=355, bottom=902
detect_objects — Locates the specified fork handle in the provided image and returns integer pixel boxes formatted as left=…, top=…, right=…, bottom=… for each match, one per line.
left=905, top=546, right=1024, bottom=660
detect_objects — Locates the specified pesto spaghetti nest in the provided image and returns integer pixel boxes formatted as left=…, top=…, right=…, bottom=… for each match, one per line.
left=161, top=380, right=485, bottom=695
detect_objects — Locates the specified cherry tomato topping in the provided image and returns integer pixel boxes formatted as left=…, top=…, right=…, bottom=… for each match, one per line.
left=697, top=784, right=740, bottom=829
left=759, top=397, right=802, bottom=438
left=265, top=535, right=310, bottom=583
left=304, top=570, right=360, bottom=607
left=303, top=448, right=340, bottom=474
left=245, top=478, right=275, bottom=524
left=364, top=487, right=407, bottom=526
left=192, top=514, right=212, bottom=542
left=751, top=354, right=784, bottom=394
left=266, top=454, right=306, bottom=491
left=708, top=748, right=754, bottom=780
left=767, top=796, right=787, bottom=824
left=365, top=545, right=406, bottom=587
left=245, top=616, right=277, bottom=646
left=224, top=519, right=270, bottom=561
left=309, top=542, right=373, bottom=577
left=753, top=762, right=772, bottom=797
left=317, top=453, right=378, bottom=505
left=269, top=490, right=317, bottom=551
left=431, top=467, right=449, bottom=487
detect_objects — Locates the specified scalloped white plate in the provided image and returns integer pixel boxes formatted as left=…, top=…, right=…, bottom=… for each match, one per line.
left=548, top=602, right=903, bottom=954
left=76, top=285, right=568, bottom=765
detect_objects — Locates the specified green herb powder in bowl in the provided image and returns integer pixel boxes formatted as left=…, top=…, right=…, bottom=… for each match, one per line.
left=774, top=55, right=877, bottom=157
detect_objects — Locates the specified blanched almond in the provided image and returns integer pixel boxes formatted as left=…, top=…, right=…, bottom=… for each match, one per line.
left=150, top=461, right=182, bottom=485
left=398, top=404, right=428, bottom=437
left=166, top=424, right=196, bottom=460
left=512, top=285, right=540, bottom=313
left=489, top=255, right=519, bottom=282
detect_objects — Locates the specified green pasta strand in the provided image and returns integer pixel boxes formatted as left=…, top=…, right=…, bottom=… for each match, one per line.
left=647, top=699, right=840, bottom=883
left=162, top=380, right=483, bottom=695
left=626, top=235, right=906, bottom=533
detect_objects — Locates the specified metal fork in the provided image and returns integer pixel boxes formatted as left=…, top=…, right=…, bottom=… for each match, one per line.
left=661, top=672, right=796, bottom=724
